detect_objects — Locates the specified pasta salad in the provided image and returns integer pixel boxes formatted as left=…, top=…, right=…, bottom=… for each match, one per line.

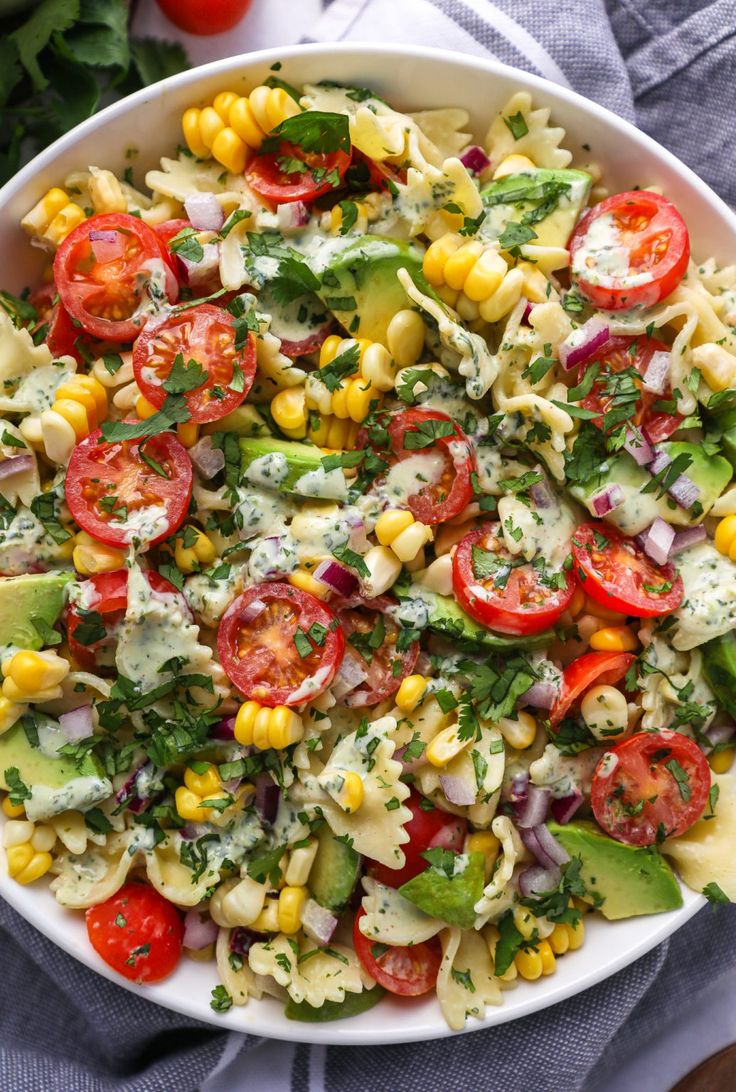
left=1, top=69, right=736, bottom=1031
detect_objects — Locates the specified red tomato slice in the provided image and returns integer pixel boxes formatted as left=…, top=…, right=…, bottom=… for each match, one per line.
left=369, top=789, right=466, bottom=888
left=29, top=285, right=90, bottom=365
left=54, top=213, right=179, bottom=342
left=246, top=141, right=351, bottom=205
left=133, top=304, right=256, bottom=424
left=591, top=730, right=710, bottom=846
left=374, top=408, right=475, bottom=526
left=66, top=569, right=188, bottom=672
left=65, top=429, right=192, bottom=548
left=452, top=524, right=576, bottom=637
left=217, top=583, right=344, bottom=707
left=570, top=191, right=689, bottom=311
left=86, top=882, right=183, bottom=983
left=353, top=908, right=442, bottom=996
left=336, top=602, right=419, bottom=708
left=550, top=650, right=635, bottom=727
left=572, top=522, right=683, bottom=618
left=579, top=335, right=682, bottom=442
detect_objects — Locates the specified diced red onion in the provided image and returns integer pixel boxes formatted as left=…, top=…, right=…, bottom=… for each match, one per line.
left=521, top=824, right=569, bottom=869
left=58, top=705, right=94, bottom=741
left=210, top=716, right=236, bottom=741
left=241, top=598, right=266, bottom=623
left=519, top=864, right=561, bottom=898
left=184, top=193, right=225, bottom=232
left=641, top=350, right=670, bottom=395
left=667, top=473, right=700, bottom=510
left=188, top=436, right=225, bottom=480
left=183, top=909, right=218, bottom=950
left=115, top=761, right=154, bottom=814
left=428, top=817, right=466, bottom=850
left=0, top=454, right=33, bottom=481
left=459, top=145, right=491, bottom=174
left=623, top=427, right=654, bottom=467
left=648, top=449, right=671, bottom=477
left=332, top=654, right=368, bottom=700
left=592, top=483, right=625, bottom=516
left=301, top=898, right=338, bottom=945
left=88, top=229, right=118, bottom=243
left=559, top=318, right=609, bottom=371
left=520, top=299, right=534, bottom=324
left=277, top=201, right=310, bottom=233
left=440, top=774, right=476, bottom=806
left=550, top=788, right=583, bottom=825
left=506, top=771, right=529, bottom=805
left=670, top=525, right=706, bottom=554
left=255, top=773, right=280, bottom=824
left=516, top=784, right=550, bottom=829
left=705, top=722, right=736, bottom=749
left=395, top=742, right=428, bottom=774
left=180, top=822, right=211, bottom=841
left=520, top=680, right=557, bottom=710
left=529, top=477, right=558, bottom=511
left=229, top=927, right=259, bottom=955
left=314, top=559, right=359, bottom=597
left=641, top=517, right=675, bottom=565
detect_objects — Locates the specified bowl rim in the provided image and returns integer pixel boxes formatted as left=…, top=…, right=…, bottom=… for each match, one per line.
left=0, top=40, right=720, bottom=1044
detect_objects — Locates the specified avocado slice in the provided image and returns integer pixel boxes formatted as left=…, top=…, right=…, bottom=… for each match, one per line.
left=0, top=570, right=74, bottom=653
left=548, top=820, right=683, bottom=919
left=702, top=631, right=736, bottom=719
left=285, top=985, right=385, bottom=1022
left=398, top=851, right=485, bottom=929
left=568, top=441, right=732, bottom=536
left=202, top=404, right=270, bottom=438
left=393, top=579, right=554, bottom=651
left=314, top=235, right=424, bottom=342
left=480, top=168, right=591, bottom=248
left=0, top=720, right=111, bottom=822
left=239, top=437, right=347, bottom=500
left=309, top=825, right=361, bottom=911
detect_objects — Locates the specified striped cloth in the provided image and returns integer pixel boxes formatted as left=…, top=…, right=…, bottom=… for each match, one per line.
left=3, top=2, right=736, bottom=1090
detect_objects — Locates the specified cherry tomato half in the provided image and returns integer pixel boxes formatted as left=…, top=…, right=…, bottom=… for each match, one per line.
left=133, top=304, right=256, bottom=424
left=65, top=429, right=192, bottom=548
left=155, top=0, right=253, bottom=35
left=570, top=191, right=689, bottom=311
left=369, top=789, right=467, bottom=888
left=29, top=284, right=90, bottom=365
left=246, top=141, right=351, bottom=205
left=353, top=908, right=442, bottom=996
left=66, top=569, right=188, bottom=672
left=376, top=408, right=476, bottom=526
left=572, top=522, right=684, bottom=618
left=453, top=524, right=576, bottom=637
left=54, top=213, right=178, bottom=342
left=591, top=730, right=710, bottom=846
left=217, top=583, right=344, bottom=707
left=550, top=650, right=636, bottom=727
left=579, top=335, right=682, bottom=443
left=335, top=601, right=419, bottom=708
left=86, top=882, right=183, bottom=983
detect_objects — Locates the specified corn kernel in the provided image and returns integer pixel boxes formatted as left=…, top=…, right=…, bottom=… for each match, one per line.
left=691, top=343, right=736, bottom=392
left=177, top=422, right=199, bottom=448
left=288, top=569, right=329, bottom=598
left=375, top=509, right=415, bottom=546
left=174, top=787, right=203, bottom=822
left=285, top=839, right=319, bottom=887
left=182, top=108, right=210, bottom=158
left=426, top=725, right=468, bottom=767
left=566, top=919, right=585, bottom=950
left=589, top=625, right=638, bottom=652
left=3, top=820, right=35, bottom=848
left=710, top=747, right=735, bottom=774
left=361, top=343, right=395, bottom=392
left=14, top=851, right=54, bottom=885
left=45, top=204, right=85, bottom=246
left=73, top=531, right=125, bottom=576
left=462, top=248, right=507, bottom=302
left=184, top=763, right=222, bottom=797
left=515, top=947, right=543, bottom=981
left=271, top=386, right=307, bottom=439
left=361, top=545, right=402, bottom=597
left=2, top=795, right=26, bottom=819
left=30, top=824, right=56, bottom=853
left=211, top=128, right=249, bottom=174
left=136, top=394, right=159, bottom=420
left=251, top=896, right=280, bottom=933
left=549, top=923, right=570, bottom=955
left=234, top=701, right=259, bottom=746
left=498, top=712, right=537, bottom=750
left=715, top=515, right=736, bottom=560
left=325, top=769, right=364, bottom=814
left=6, top=843, right=34, bottom=878
left=538, top=939, right=556, bottom=975
left=478, top=267, right=525, bottom=322
left=213, top=90, right=240, bottom=121
left=493, top=154, right=536, bottom=179
left=386, top=309, right=425, bottom=367
left=513, top=907, right=538, bottom=940
left=0, top=696, right=26, bottom=736
left=423, top=234, right=462, bottom=286
left=319, top=334, right=346, bottom=367
left=395, top=674, right=429, bottom=713
left=278, top=886, right=308, bottom=934
left=391, top=521, right=433, bottom=563
left=229, top=96, right=266, bottom=147
left=21, top=188, right=70, bottom=235
left=3, top=649, right=69, bottom=694
left=465, top=831, right=500, bottom=879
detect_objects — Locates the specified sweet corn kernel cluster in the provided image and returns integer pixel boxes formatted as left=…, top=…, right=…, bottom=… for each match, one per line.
left=182, top=86, right=302, bottom=172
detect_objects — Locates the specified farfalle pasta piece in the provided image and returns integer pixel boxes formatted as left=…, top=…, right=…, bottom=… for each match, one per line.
left=485, top=92, right=572, bottom=170
left=145, top=832, right=219, bottom=907
left=0, top=310, right=76, bottom=416
left=359, top=876, right=444, bottom=944
left=216, top=927, right=264, bottom=1006
left=49, top=830, right=143, bottom=908
left=248, top=932, right=370, bottom=1008
left=663, top=774, right=736, bottom=899
left=408, top=108, right=472, bottom=161
left=436, top=927, right=502, bottom=1031
left=0, top=423, right=40, bottom=507
left=416, top=724, right=505, bottom=829
left=296, top=714, right=411, bottom=869
left=474, top=815, right=525, bottom=925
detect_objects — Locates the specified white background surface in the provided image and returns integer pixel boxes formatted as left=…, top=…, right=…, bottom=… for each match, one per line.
left=125, top=2, right=736, bottom=1086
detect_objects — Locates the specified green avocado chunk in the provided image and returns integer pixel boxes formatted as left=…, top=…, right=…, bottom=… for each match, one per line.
left=203, top=404, right=270, bottom=438
left=568, top=441, right=732, bottom=536
left=398, top=851, right=485, bottom=929
left=702, top=631, right=736, bottom=719
left=309, top=825, right=361, bottom=912
left=285, top=985, right=385, bottom=1022
left=480, top=168, right=592, bottom=248
left=0, top=719, right=111, bottom=822
left=239, top=437, right=347, bottom=499
left=548, top=820, right=683, bottom=919
left=0, top=570, right=74, bottom=652
left=393, top=579, right=554, bottom=651
left=314, top=235, right=424, bottom=342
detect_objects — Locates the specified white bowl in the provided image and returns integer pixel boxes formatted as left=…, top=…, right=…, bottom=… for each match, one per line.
left=0, top=42, right=725, bottom=1045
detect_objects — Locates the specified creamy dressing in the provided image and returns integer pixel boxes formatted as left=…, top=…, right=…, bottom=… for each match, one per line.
left=121, top=503, right=169, bottom=547
left=671, top=543, right=736, bottom=650
left=378, top=450, right=446, bottom=507
left=243, top=452, right=289, bottom=488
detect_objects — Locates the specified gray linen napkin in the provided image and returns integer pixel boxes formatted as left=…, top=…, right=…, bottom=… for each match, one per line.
left=3, top=2, right=736, bottom=1088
